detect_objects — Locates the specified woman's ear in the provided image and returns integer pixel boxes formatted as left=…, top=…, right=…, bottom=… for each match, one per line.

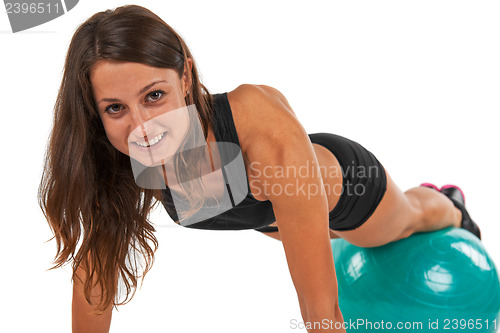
left=183, top=58, right=193, bottom=96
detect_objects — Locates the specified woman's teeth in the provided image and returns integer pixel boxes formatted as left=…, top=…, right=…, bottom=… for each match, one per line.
left=134, top=132, right=165, bottom=147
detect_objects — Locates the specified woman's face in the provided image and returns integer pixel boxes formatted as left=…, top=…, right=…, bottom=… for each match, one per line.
left=91, top=60, right=192, bottom=166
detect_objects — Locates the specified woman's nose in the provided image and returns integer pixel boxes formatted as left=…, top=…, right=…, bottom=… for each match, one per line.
left=129, top=106, right=155, bottom=139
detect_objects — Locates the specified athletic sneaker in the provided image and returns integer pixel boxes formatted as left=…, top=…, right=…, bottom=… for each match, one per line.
left=440, top=185, right=481, bottom=240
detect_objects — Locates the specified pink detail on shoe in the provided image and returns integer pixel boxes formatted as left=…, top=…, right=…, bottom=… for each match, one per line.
left=420, top=183, right=439, bottom=191
left=440, top=184, right=466, bottom=203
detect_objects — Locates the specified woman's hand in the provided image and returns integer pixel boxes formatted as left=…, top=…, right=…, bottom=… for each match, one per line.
left=230, top=85, right=345, bottom=332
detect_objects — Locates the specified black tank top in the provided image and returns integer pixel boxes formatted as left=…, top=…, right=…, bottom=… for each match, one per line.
left=160, top=93, right=276, bottom=230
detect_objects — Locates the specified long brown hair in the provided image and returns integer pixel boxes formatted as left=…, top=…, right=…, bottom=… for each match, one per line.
left=38, top=5, right=213, bottom=313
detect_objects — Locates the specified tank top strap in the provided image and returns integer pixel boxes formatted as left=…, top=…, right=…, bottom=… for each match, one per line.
left=211, top=93, right=241, bottom=146
left=211, top=92, right=253, bottom=197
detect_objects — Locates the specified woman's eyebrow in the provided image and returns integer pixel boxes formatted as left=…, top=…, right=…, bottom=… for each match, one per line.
left=98, top=80, right=168, bottom=104
left=137, top=80, right=168, bottom=96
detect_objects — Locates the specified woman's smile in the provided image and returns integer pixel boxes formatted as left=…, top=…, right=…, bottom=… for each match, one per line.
left=133, top=131, right=167, bottom=148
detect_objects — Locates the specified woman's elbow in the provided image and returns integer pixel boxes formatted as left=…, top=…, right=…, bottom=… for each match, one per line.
left=305, top=303, right=345, bottom=333
left=305, top=300, right=344, bottom=324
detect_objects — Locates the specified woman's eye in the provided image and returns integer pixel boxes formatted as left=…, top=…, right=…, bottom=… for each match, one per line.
left=146, top=90, right=165, bottom=102
left=105, top=104, right=122, bottom=114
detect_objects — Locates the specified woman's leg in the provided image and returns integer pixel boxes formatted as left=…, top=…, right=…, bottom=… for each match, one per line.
left=331, top=170, right=462, bottom=248
left=261, top=173, right=462, bottom=244
left=259, top=138, right=463, bottom=244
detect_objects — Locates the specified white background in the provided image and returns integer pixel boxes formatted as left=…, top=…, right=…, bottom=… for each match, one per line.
left=1, top=0, right=499, bottom=332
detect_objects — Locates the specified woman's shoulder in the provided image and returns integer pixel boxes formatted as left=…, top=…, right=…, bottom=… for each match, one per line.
left=227, top=84, right=298, bottom=119
left=224, top=84, right=313, bottom=202
left=226, top=84, right=302, bottom=150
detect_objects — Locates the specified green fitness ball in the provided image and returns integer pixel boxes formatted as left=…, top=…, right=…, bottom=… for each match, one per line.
left=331, top=227, right=500, bottom=332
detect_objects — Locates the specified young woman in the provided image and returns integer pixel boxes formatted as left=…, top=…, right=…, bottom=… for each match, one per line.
left=38, top=5, right=480, bottom=333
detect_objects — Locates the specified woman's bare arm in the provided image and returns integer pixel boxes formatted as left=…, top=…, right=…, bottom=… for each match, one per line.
left=231, top=85, right=345, bottom=332
left=72, top=259, right=113, bottom=333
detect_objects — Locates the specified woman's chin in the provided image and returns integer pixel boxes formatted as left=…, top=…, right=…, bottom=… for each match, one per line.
left=132, top=154, right=173, bottom=168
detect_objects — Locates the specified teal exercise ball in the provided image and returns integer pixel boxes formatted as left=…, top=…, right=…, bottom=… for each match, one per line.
left=331, top=227, right=500, bottom=333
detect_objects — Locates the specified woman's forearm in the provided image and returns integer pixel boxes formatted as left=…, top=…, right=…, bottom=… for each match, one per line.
left=72, top=293, right=112, bottom=333
left=72, top=262, right=113, bottom=333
